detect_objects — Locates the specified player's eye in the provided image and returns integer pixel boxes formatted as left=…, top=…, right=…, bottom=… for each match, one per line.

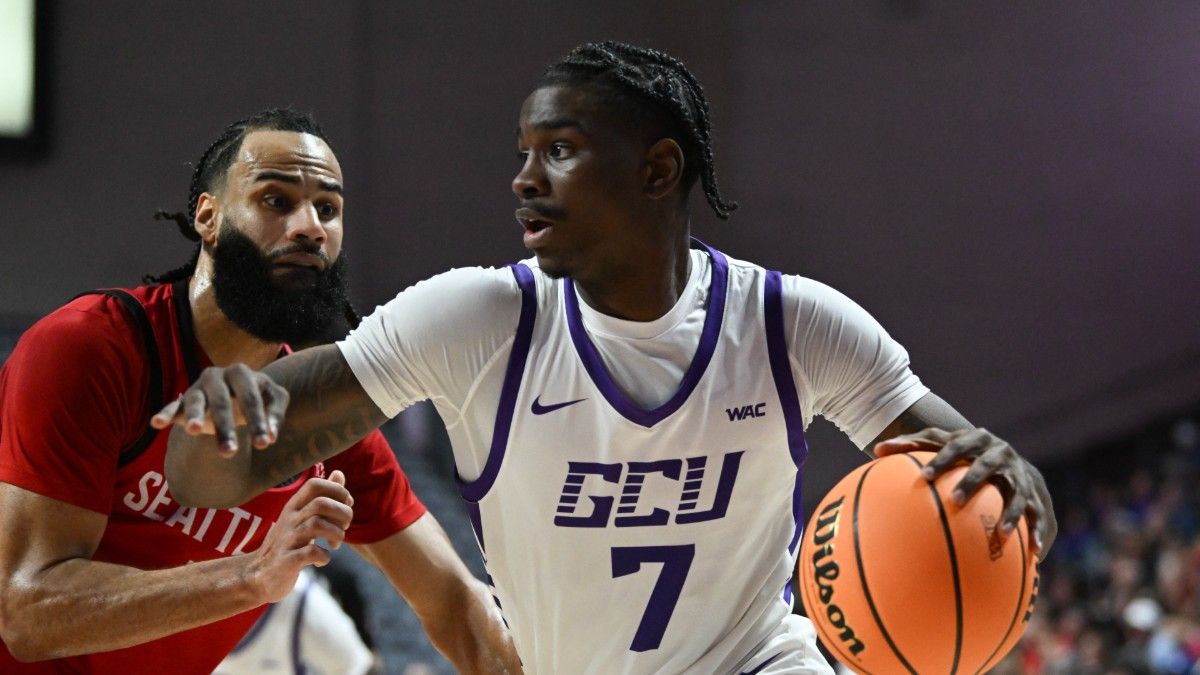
left=516, top=150, right=530, bottom=163
left=263, top=194, right=289, bottom=210
left=316, top=202, right=339, bottom=219
left=548, top=142, right=573, bottom=159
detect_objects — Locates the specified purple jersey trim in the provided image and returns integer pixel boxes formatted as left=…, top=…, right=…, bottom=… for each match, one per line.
left=458, top=263, right=538, bottom=503
left=563, top=239, right=729, bottom=428
left=466, top=501, right=486, bottom=553
left=228, top=600, right=276, bottom=654
left=291, top=576, right=312, bottom=675
left=765, top=269, right=810, bottom=610
left=741, top=651, right=783, bottom=675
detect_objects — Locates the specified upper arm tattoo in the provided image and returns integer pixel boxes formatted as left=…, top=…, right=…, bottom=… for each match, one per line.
left=253, top=345, right=390, bottom=487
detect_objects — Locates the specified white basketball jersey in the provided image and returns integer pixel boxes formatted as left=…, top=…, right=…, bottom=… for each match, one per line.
left=459, top=242, right=816, bottom=674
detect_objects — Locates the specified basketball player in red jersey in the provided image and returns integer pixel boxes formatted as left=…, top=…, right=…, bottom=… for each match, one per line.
left=0, top=110, right=520, bottom=674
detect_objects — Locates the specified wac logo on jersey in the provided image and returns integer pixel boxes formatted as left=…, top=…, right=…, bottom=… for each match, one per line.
left=725, top=402, right=766, bottom=421
left=553, top=451, right=744, bottom=528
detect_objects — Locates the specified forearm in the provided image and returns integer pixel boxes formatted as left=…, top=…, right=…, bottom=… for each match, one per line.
left=422, top=578, right=522, bottom=674
left=868, top=392, right=972, bottom=453
left=354, top=519, right=523, bottom=673
left=2, top=554, right=263, bottom=661
left=255, top=346, right=387, bottom=488
left=164, top=345, right=387, bottom=507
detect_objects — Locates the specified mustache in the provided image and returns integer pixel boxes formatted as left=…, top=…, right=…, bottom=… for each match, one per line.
left=520, top=201, right=568, bottom=221
left=268, top=242, right=330, bottom=263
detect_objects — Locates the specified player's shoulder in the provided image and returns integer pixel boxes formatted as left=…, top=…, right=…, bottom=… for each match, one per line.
left=715, top=248, right=763, bottom=273
left=778, top=273, right=846, bottom=304
left=404, top=265, right=523, bottom=304
left=365, top=266, right=525, bottom=342
left=5, top=288, right=157, bottom=379
left=716, top=249, right=864, bottom=318
left=26, top=290, right=145, bottom=349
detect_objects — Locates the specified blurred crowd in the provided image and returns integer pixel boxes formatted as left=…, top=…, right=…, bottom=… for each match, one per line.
left=996, top=412, right=1200, bottom=674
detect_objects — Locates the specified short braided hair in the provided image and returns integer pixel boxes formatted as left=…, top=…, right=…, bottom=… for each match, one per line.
left=538, top=41, right=737, bottom=219
left=145, top=109, right=362, bottom=329
left=143, top=108, right=328, bottom=285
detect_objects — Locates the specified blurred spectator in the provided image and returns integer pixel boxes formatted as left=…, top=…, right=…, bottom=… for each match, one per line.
left=1010, top=411, right=1200, bottom=674
left=214, top=568, right=375, bottom=675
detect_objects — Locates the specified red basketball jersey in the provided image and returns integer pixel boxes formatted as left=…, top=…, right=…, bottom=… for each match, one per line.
left=0, top=282, right=424, bottom=674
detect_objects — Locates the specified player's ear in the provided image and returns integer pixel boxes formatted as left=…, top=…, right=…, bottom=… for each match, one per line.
left=194, top=193, right=219, bottom=246
left=643, top=138, right=684, bottom=200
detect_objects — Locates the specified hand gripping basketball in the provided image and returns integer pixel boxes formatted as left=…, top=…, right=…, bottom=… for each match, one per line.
left=798, top=451, right=1039, bottom=674
left=873, top=427, right=1057, bottom=558
left=151, top=364, right=290, bottom=456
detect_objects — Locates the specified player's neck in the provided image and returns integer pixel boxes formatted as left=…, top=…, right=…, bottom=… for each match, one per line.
left=574, top=225, right=692, bottom=322
left=186, top=274, right=282, bottom=370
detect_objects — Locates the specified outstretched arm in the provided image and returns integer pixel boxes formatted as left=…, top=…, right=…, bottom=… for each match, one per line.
left=867, top=392, right=1058, bottom=560
left=158, top=344, right=388, bottom=508
left=0, top=475, right=353, bottom=661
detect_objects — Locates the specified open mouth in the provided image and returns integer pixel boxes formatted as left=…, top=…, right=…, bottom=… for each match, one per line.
left=515, top=206, right=560, bottom=231
left=521, top=217, right=552, bottom=234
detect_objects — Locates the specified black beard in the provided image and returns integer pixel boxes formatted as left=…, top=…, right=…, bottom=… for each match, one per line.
left=211, top=223, right=349, bottom=346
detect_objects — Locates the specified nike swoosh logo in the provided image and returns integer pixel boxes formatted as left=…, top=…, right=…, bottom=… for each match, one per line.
left=531, top=395, right=587, bottom=415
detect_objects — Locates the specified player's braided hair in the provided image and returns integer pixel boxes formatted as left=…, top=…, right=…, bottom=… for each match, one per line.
left=538, top=41, right=737, bottom=219
left=144, top=108, right=361, bottom=328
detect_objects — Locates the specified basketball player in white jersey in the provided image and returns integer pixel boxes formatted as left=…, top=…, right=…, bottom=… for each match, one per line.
left=214, top=568, right=374, bottom=675
left=156, top=42, right=1057, bottom=674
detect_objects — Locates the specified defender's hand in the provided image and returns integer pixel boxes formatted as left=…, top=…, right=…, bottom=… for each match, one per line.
left=247, top=470, right=354, bottom=604
left=151, top=364, right=290, bottom=455
left=874, top=427, right=1057, bottom=560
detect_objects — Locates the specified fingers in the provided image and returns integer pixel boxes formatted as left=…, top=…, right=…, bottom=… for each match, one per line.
left=879, top=426, right=1052, bottom=559
left=262, top=384, right=289, bottom=447
left=325, top=470, right=353, bottom=506
left=284, top=475, right=355, bottom=516
left=924, top=428, right=993, bottom=480
left=872, top=427, right=953, bottom=457
left=1023, top=499, right=1047, bottom=560
left=944, top=442, right=1011, bottom=503
left=250, top=475, right=356, bottom=601
left=277, top=481, right=355, bottom=558
left=228, top=369, right=270, bottom=449
left=1034, top=506, right=1055, bottom=562
left=998, top=490, right=1028, bottom=534
left=150, top=398, right=181, bottom=430
left=293, top=513, right=349, bottom=551
left=299, top=495, right=354, bottom=531
left=294, top=541, right=334, bottom=568
left=149, top=365, right=290, bottom=456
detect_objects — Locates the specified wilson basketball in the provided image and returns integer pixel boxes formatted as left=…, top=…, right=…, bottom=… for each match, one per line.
left=797, top=451, right=1038, bottom=674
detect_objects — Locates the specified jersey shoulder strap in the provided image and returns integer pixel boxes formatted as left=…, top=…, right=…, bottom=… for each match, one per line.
left=72, top=288, right=164, bottom=467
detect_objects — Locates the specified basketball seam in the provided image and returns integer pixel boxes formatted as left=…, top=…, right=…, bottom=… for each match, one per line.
left=904, top=453, right=964, bottom=675
left=854, top=461, right=918, bottom=675
left=975, top=525, right=1029, bottom=674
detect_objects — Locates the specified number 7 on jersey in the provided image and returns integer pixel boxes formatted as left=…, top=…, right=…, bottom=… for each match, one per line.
left=611, top=544, right=696, bottom=652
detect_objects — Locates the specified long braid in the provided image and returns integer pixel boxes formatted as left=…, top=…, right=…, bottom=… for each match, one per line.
left=142, top=130, right=232, bottom=284
left=539, top=41, right=738, bottom=219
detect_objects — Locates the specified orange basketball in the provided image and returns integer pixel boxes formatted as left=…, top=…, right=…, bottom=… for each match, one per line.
left=797, top=451, right=1038, bottom=674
